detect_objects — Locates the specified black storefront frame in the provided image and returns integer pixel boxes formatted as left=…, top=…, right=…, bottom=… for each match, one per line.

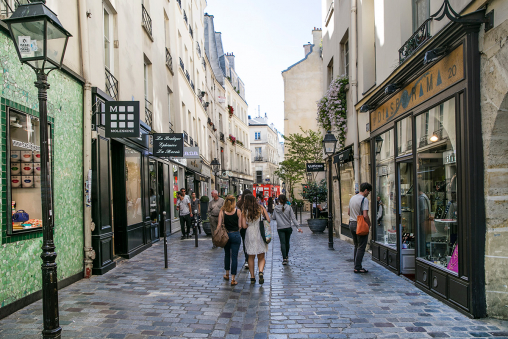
left=368, top=30, right=485, bottom=317
left=333, top=145, right=354, bottom=238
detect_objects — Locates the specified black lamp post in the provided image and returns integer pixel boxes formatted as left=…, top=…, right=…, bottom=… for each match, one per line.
left=211, top=158, right=220, bottom=191
left=322, top=131, right=338, bottom=250
left=4, top=2, right=71, bottom=338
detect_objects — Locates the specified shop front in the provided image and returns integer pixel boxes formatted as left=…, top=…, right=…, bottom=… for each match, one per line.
left=365, top=19, right=486, bottom=317
left=333, top=146, right=355, bottom=238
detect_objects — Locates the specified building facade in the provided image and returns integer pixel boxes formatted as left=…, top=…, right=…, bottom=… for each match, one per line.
left=322, top=0, right=508, bottom=319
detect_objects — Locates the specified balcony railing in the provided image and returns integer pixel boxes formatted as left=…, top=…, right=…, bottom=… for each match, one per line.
left=219, top=132, right=225, bottom=142
left=185, top=70, right=190, bottom=82
left=105, top=68, right=119, bottom=101
left=176, top=0, right=181, bottom=8
left=202, top=57, right=206, bottom=70
left=166, top=48, right=173, bottom=74
left=196, top=42, right=201, bottom=57
left=190, top=80, right=195, bottom=91
left=254, top=156, right=263, bottom=162
left=183, top=131, right=189, bottom=143
left=179, top=57, right=184, bottom=71
left=189, top=26, right=193, bottom=39
left=190, top=137, right=194, bottom=146
left=195, top=141, right=198, bottom=147
left=145, top=99, right=153, bottom=129
left=141, top=4, right=153, bottom=37
left=183, top=10, right=188, bottom=25
left=168, top=121, right=174, bottom=133
left=399, top=18, right=432, bottom=63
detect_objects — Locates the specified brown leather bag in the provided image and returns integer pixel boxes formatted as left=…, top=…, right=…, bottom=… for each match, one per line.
left=212, top=211, right=229, bottom=248
left=356, top=197, right=370, bottom=236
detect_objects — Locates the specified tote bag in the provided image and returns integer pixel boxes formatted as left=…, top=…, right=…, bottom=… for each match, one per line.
left=356, top=197, right=370, bottom=236
left=212, top=211, right=229, bottom=248
left=259, top=213, right=272, bottom=244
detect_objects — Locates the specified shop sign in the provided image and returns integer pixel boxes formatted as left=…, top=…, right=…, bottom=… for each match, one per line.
left=153, top=133, right=184, bottom=157
left=183, top=147, right=200, bottom=159
left=334, top=148, right=352, bottom=164
left=187, top=158, right=202, bottom=172
left=105, top=101, right=140, bottom=138
left=370, top=45, right=464, bottom=131
left=306, top=163, right=325, bottom=172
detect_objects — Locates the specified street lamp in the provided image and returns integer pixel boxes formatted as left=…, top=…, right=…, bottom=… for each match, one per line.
left=322, top=131, right=337, bottom=250
left=211, top=158, right=220, bottom=191
left=4, top=2, right=71, bottom=338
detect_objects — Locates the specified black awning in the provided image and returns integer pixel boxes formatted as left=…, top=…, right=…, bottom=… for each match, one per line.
left=334, top=147, right=353, bottom=164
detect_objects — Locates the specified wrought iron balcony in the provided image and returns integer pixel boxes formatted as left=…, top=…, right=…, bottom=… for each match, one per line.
left=399, top=19, right=432, bottom=63
left=179, top=57, right=184, bottom=71
left=176, top=0, right=181, bottom=8
left=105, top=68, right=119, bottom=100
left=190, top=137, right=194, bottom=146
left=195, top=141, right=198, bottom=147
left=166, top=48, right=173, bottom=74
left=185, top=70, right=190, bottom=82
left=141, top=4, right=152, bottom=38
left=190, top=80, right=195, bottom=91
left=189, top=26, right=193, bottom=39
left=254, top=156, right=264, bottom=162
left=419, top=135, right=428, bottom=147
left=196, top=42, right=201, bottom=57
left=168, top=121, right=174, bottom=133
left=183, top=10, right=188, bottom=25
left=183, top=131, right=189, bottom=143
left=145, top=98, right=153, bottom=129
left=202, top=57, right=206, bottom=70
left=219, top=132, right=225, bottom=142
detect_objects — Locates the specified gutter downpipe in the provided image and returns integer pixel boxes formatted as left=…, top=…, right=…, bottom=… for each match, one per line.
left=78, top=0, right=95, bottom=278
left=351, top=0, right=359, bottom=192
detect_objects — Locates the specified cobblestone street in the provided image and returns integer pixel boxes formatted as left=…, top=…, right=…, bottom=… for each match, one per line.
left=1, top=228, right=507, bottom=339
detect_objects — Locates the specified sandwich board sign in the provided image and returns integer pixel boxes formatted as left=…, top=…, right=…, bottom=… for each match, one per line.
left=105, top=101, right=140, bottom=138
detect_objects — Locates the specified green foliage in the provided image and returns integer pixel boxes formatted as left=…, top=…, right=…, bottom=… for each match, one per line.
left=200, top=195, right=209, bottom=203
left=301, top=179, right=328, bottom=204
left=274, top=159, right=305, bottom=200
left=283, top=127, right=324, bottom=185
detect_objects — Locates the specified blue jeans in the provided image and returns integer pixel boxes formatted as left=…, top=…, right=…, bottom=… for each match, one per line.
left=224, top=231, right=241, bottom=275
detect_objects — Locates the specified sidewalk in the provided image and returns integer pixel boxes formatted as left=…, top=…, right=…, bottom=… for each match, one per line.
left=0, top=228, right=507, bottom=338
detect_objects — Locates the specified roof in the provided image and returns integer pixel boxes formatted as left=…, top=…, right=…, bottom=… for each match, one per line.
left=282, top=44, right=314, bottom=74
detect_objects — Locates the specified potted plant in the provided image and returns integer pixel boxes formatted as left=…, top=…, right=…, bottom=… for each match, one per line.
left=200, top=195, right=209, bottom=220
left=301, top=179, right=328, bottom=233
left=228, top=134, right=236, bottom=145
left=228, top=105, right=234, bottom=118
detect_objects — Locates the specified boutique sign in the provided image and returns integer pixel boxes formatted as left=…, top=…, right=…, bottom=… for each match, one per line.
left=105, top=101, right=140, bottom=138
left=306, top=163, right=325, bottom=172
left=153, top=133, right=184, bottom=158
left=370, top=45, right=464, bottom=131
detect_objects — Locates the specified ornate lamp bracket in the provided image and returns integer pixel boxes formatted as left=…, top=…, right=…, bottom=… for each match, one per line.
left=431, top=0, right=493, bottom=31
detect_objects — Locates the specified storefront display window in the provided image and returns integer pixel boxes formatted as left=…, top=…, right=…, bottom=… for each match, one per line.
left=149, top=160, right=157, bottom=222
left=397, top=117, right=412, bottom=156
left=416, top=98, right=458, bottom=271
left=375, top=130, right=396, bottom=247
left=125, top=147, right=142, bottom=225
left=173, top=165, right=179, bottom=218
left=9, top=109, right=50, bottom=233
left=339, top=162, right=355, bottom=225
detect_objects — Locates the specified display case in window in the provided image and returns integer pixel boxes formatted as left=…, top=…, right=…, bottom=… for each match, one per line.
left=8, top=108, right=52, bottom=234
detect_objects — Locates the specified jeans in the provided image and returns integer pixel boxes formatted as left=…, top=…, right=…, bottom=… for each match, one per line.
left=350, top=221, right=368, bottom=270
left=277, top=228, right=293, bottom=259
left=224, top=231, right=241, bottom=275
left=240, top=228, right=248, bottom=263
left=180, top=214, right=191, bottom=235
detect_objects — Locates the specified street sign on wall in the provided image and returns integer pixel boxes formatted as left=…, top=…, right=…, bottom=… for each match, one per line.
left=153, top=133, right=184, bottom=158
left=183, top=147, right=200, bottom=158
left=105, top=101, right=140, bottom=138
left=306, top=163, right=325, bottom=172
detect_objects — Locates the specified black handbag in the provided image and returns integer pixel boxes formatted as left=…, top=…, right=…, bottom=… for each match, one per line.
left=12, top=210, right=29, bottom=223
left=258, top=213, right=272, bottom=244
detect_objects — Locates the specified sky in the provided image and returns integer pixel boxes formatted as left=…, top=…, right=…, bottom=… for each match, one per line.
left=205, top=0, right=322, bottom=135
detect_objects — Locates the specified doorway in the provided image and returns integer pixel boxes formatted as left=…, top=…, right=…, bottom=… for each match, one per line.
left=398, top=160, right=415, bottom=278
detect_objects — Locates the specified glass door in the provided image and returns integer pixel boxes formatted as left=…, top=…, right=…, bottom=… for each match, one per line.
left=398, top=161, right=415, bottom=276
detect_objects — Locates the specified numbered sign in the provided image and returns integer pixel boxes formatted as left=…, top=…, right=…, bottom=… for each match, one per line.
left=153, top=133, right=184, bottom=158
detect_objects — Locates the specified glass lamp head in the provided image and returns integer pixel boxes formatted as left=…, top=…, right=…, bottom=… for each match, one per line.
left=322, top=131, right=338, bottom=156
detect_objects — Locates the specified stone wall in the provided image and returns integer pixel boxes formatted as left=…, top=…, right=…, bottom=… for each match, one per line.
left=480, top=17, right=508, bottom=319
left=0, top=30, right=84, bottom=309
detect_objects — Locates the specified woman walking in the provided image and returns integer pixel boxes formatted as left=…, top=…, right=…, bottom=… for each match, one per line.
left=217, top=195, right=242, bottom=286
left=267, top=197, right=274, bottom=215
left=241, top=194, right=271, bottom=284
left=272, top=194, right=303, bottom=265
left=237, top=189, right=252, bottom=269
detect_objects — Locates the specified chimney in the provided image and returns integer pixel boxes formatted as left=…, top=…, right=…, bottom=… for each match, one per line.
left=312, top=27, right=322, bottom=48
left=303, top=42, right=312, bottom=56
left=225, top=52, right=235, bottom=71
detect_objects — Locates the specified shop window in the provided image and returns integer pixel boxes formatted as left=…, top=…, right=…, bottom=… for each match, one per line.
left=125, top=147, right=143, bottom=225
left=375, top=129, right=396, bottom=247
left=397, top=117, right=412, bottom=156
left=149, top=160, right=158, bottom=222
left=9, top=108, right=51, bottom=234
left=339, top=162, right=355, bottom=226
left=173, top=165, right=179, bottom=218
left=416, top=98, right=458, bottom=272
left=412, top=0, right=430, bottom=32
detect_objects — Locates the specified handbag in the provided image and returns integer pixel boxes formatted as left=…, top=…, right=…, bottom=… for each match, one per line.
left=12, top=210, right=29, bottom=223
left=356, top=197, right=370, bottom=236
left=212, top=211, right=229, bottom=248
left=259, top=213, right=272, bottom=244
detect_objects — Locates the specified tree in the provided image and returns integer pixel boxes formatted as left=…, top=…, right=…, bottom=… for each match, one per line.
left=274, top=159, right=305, bottom=200
left=283, top=127, right=323, bottom=183
left=301, top=179, right=328, bottom=219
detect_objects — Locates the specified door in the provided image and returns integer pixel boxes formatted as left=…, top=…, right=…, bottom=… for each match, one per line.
left=398, top=160, right=415, bottom=275
left=149, top=159, right=159, bottom=241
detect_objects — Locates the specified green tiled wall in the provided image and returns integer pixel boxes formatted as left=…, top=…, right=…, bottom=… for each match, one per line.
left=0, top=30, right=84, bottom=308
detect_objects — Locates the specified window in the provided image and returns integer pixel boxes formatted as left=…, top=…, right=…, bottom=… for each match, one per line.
left=255, top=132, right=261, bottom=140
left=125, top=147, right=143, bottom=225
left=416, top=98, right=458, bottom=272
left=9, top=108, right=51, bottom=234
left=104, top=9, right=111, bottom=70
left=144, top=63, right=148, bottom=99
left=344, top=41, right=349, bottom=76
left=327, top=58, right=334, bottom=86
left=339, top=161, right=355, bottom=226
left=256, top=171, right=263, bottom=184
left=255, top=147, right=262, bottom=159
left=413, top=0, right=430, bottom=31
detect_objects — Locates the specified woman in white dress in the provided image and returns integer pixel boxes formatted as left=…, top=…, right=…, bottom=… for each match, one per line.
left=241, top=194, right=271, bottom=284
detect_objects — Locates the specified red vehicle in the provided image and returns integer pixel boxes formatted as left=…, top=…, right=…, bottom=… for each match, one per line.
left=253, top=184, right=280, bottom=203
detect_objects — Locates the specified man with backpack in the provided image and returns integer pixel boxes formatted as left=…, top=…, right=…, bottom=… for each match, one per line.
left=348, top=183, right=372, bottom=274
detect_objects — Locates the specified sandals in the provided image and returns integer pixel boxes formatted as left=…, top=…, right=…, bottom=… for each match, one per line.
left=250, top=277, right=256, bottom=284
left=354, top=268, right=369, bottom=274
left=231, top=279, right=238, bottom=286
left=282, top=258, right=288, bottom=265
left=223, top=274, right=230, bottom=281
left=259, top=272, right=264, bottom=284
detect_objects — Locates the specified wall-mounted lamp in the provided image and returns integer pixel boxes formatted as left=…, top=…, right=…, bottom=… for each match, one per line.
left=384, top=84, right=401, bottom=95
left=360, top=104, right=371, bottom=113
left=430, top=132, right=439, bottom=142
left=423, top=47, right=447, bottom=65
left=375, top=135, right=384, bottom=154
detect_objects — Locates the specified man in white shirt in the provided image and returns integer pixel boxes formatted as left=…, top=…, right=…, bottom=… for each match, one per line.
left=176, top=191, right=193, bottom=239
left=348, top=182, right=372, bottom=273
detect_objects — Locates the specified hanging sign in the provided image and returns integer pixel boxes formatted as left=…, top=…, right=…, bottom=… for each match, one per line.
left=153, top=133, right=184, bottom=158
left=183, top=147, right=200, bottom=159
left=306, top=163, right=325, bottom=172
left=333, top=148, right=352, bottom=164
left=105, top=101, right=140, bottom=138
left=370, top=45, right=464, bottom=131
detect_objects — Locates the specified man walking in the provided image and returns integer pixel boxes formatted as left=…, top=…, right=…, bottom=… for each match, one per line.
left=348, top=182, right=372, bottom=273
left=207, top=190, right=224, bottom=248
left=176, top=191, right=193, bottom=239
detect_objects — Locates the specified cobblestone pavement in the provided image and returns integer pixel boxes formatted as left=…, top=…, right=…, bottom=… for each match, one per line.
left=1, top=227, right=508, bottom=339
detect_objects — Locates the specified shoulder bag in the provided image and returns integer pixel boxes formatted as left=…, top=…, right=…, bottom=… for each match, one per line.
left=356, top=197, right=370, bottom=236
left=12, top=210, right=29, bottom=223
left=212, top=211, right=229, bottom=248
left=259, top=210, right=272, bottom=244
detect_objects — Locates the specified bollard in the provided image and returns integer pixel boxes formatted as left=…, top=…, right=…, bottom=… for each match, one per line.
left=163, top=212, right=169, bottom=269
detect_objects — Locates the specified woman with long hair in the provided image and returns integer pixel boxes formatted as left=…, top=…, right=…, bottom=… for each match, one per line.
left=267, top=197, right=274, bottom=215
left=217, top=195, right=242, bottom=286
left=272, top=194, right=303, bottom=265
left=237, top=189, right=251, bottom=269
left=241, top=194, right=271, bottom=284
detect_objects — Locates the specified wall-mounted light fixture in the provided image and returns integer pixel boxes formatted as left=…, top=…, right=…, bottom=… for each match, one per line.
left=430, top=132, right=439, bottom=142
left=384, top=84, right=401, bottom=95
left=423, top=47, right=447, bottom=65
left=360, top=104, right=371, bottom=113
